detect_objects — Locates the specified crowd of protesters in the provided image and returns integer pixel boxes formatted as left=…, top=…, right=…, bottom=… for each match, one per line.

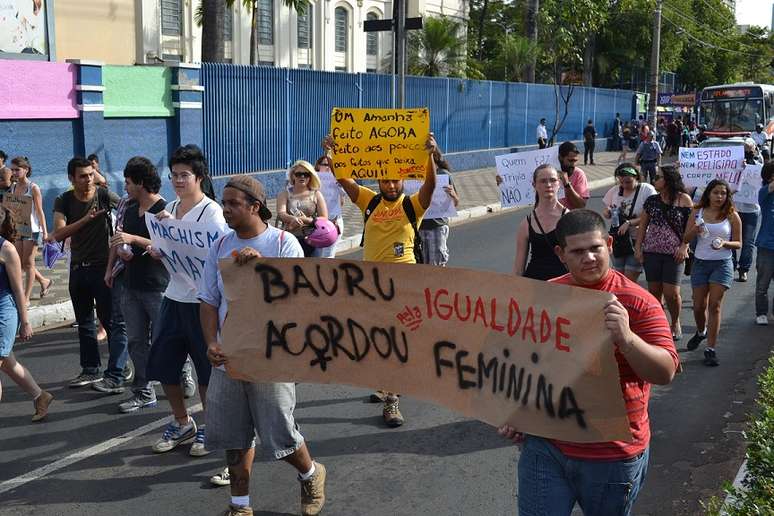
left=0, top=126, right=772, bottom=516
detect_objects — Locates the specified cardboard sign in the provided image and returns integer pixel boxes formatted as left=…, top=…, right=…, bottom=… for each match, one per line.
left=403, top=175, right=457, bottom=219
left=679, top=146, right=745, bottom=189
left=2, top=193, right=32, bottom=238
left=145, top=214, right=225, bottom=292
left=734, top=164, right=762, bottom=205
left=219, top=258, right=632, bottom=443
left=495, top=147, right=562, bottom=207
left=317, top=171, right=343, bottom=220
left=330, top=107, right=431, bottom=181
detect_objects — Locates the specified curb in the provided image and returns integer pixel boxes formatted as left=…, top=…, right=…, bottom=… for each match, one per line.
left=28, top=176, right=617, bottom=331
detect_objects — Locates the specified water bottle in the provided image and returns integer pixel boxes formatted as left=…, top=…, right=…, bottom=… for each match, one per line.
left=610, top=206, right=620, bottom=232
left=696, top=216, right=709, bottom=238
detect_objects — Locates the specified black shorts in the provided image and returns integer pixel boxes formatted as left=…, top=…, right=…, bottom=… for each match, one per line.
left=147, top=297, right=211, bottom=386
left=643, top=252, right=685, bottom=286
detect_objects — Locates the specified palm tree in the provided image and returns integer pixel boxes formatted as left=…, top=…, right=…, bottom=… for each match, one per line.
left=495, top=34, right=536, bottom=82
left=201, top=0, right=225, bottom=62
left=524, top=0, right=539, bottom=82
left=408, top=17, right=465, bottom=77
left=198, top=0, right=309, bottom=64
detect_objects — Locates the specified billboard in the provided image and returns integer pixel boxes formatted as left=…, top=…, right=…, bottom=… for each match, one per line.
left=0, top=0, right=54, bottom=59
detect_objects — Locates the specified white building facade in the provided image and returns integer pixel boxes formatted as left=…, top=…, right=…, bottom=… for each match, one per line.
left=136, top=0, right=468, bottom=72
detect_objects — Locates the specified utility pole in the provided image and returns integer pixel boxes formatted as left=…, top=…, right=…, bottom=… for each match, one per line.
left=647, top=0, right=663, bottom=130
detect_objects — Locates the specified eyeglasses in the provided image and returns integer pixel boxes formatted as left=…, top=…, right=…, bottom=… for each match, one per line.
left=294, top=172, right=311, bottom=178
left=168, top=172, right=195, bottom=181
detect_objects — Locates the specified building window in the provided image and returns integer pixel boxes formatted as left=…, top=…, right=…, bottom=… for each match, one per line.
left=224, top=4, right=234, bottom=41
left=297, top=8, right=313, bottom=49
left=161, top=0, right=183, bottom=36
left=366, top=12, right=378, bottom=56
left=335, top=7, right=348, bottom=53
left=258, top=0, right=274, bottom=45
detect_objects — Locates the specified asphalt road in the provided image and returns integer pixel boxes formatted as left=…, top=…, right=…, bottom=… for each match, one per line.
left=1, top=189, right=771, bottom=515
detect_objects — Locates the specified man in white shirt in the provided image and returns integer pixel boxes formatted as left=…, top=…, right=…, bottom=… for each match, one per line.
left=537, top=118, right=548, bottom=148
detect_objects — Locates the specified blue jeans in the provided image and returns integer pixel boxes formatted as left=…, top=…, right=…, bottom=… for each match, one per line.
left=756, top=247, right=774, bottom=316
left=69, top=264, right=123, bottom=375
left=122, top=287, right=164, bottom=400
left=105, top=273, right=129, bottom=382
left=732, top=211, right=759, bottom=273
left=517, top=436, right=649, bottom=516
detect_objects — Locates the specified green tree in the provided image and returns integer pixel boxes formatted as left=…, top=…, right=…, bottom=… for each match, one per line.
left=494, top=33, right=537, bottom=82
left=408, top=17, right=466, bottom=77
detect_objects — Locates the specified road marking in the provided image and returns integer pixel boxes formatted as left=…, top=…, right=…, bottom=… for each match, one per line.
left=0, top=403, right=202, bottom=495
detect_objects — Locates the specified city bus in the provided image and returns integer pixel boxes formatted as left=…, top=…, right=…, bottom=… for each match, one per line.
left=698, top=83, right=774, bottom=138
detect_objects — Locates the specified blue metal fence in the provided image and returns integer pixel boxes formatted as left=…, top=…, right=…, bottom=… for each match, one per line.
left=202, top=64, right=635, bottom=177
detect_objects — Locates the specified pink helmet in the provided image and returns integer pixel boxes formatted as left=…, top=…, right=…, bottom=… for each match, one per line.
left=305, top=217, right=339, bottom=248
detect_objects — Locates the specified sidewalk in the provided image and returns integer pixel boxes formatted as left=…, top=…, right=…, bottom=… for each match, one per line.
left=28, top=151, right=622, bottom=329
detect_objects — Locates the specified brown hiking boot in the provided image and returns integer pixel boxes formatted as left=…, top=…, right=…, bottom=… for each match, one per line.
left=300, top=462, right=326, bottom=516
left=383, top=396, right=404, bottom=427
left=221, top=504, right=253, bottom=516
left=32, top=391, right=53, bottom=422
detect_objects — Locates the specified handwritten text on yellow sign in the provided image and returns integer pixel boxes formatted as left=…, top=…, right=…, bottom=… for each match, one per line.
left=330, top=107, right=430, bottom=180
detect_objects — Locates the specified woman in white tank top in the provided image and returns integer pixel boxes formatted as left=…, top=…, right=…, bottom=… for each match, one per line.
left=9, top=157, right=52, bottom=305
left=682, top=179, right=741, bottom=367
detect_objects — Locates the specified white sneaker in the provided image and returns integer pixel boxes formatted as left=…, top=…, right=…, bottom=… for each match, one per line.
left=189, top=425, right=210, bottom=457
left=210, top=466, right=231, bottom=487
left=756, top=315, right=769, bottom=325
left=152, top=418, right=196, bottom=453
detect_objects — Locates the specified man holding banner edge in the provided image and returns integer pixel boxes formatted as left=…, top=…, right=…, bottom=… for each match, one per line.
left=499, top=209, right=678, bottom=515
left=323, top=130, right=438, bottom=427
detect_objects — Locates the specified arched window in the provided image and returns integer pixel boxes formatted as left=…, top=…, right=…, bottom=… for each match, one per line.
left=366, top=12, right=378, bottom=56
left=335, top=7, right=348, bottom=53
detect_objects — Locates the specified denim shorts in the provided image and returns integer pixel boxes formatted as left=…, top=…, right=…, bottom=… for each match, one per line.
left=612, top=254, right=643, bottom=274
left=205, top=368, right=305, bottom=458
left=0, top=294, right=19, bottom=358
left=691, top=257, right=733, bottom=289
left=19, top=231, right=42, bottom=245
left=518, top=435, right=649, bottom=516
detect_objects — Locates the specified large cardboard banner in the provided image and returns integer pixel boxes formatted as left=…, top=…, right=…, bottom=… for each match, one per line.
left=330, top=107, right=430, bottom=181
left=495, top=147, right=562, bottom=208
left=2, top=193, right=32, bottom=238
left=403, top=175, right=457, bottom=219
left=145, top=214, right=225, bottom=291
left=219, top=259, right=632, bottom=443
left=679, top=146, right=745, bottom=189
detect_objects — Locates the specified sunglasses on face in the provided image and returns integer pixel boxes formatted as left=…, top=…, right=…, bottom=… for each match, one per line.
left=294, top=172, right=311, bottom=178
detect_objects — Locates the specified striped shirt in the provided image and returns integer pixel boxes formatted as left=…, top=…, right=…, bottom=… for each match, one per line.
left=549, top=269, right=678, bottom=460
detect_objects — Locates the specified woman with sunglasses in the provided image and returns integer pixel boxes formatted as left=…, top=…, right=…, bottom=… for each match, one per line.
left=513, top=164, right=568, bottom=280
left=635, top=165, right=693, bottom=341
left=682, top=179, right=741, bottom=366
left=602, top=163, right=656, bottom=281
left=276, top=161, right=328, bottom=257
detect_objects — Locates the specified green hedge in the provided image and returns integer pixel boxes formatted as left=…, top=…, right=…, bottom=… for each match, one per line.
left=707, top=353, right=774, bottom=515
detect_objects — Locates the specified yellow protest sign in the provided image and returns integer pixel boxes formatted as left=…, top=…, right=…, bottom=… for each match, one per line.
left=2, top=193, right=32, bottom=239
left=219, top=258, right=632, bottom=444
left=330, top=107, right=431, bottom=181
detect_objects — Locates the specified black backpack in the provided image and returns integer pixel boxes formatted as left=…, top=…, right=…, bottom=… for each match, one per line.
left=360, top=193, right=424, bottom=264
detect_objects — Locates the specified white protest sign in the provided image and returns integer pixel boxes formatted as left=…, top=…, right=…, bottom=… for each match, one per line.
left=403, top=174, right=457, bottom=219
left=495, top=147, right=561, bottom=207
left=734, top=164, right=762, bottom=205
left=145, top=214, right=226, bottom=292
left=317, top=171, right=342, bottom=220
left=678, top=146, right=745, bottom=189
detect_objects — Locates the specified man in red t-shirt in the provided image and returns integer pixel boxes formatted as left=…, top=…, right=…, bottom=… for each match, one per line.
left=499, top=209, right=679, bottom=515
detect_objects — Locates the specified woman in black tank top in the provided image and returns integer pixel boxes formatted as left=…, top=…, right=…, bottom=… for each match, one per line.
left=513, top=164, right=568, bottom=281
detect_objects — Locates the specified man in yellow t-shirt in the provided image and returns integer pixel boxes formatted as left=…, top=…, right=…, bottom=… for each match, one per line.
left=324, top=133, right=438, bottom=427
